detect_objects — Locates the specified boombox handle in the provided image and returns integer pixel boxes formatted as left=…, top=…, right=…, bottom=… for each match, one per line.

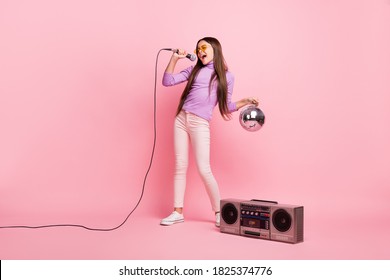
left=251, top=199, right=278, bottom=204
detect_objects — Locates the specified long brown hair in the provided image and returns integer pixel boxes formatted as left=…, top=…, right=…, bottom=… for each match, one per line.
left=176, top=37, right=231, bottom=120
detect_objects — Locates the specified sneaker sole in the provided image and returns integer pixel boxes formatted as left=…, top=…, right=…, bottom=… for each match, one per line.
left=160, top=219, right=184, bottom=226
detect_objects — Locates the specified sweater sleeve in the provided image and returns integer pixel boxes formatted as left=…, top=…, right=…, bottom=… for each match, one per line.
left=162, top=66, right=194, bottom=86
left=226, top=72, right=237, bottom=112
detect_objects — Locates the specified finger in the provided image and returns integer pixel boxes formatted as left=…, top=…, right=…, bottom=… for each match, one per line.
left=173, top=49, right=185, bottom=59
left=175, top=49, right=188, bottom=59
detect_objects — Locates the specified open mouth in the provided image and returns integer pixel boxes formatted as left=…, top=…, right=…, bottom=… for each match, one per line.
left=201, top=54, right=207, bottom=59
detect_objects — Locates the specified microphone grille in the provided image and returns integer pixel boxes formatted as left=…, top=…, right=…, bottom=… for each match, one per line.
left=189, top=53, right=197, bottom=61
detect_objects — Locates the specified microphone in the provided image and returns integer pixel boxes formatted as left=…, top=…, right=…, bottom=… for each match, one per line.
left=163, top=48, right=197, bottom=61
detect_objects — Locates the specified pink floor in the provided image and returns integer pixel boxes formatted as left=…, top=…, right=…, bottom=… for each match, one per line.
left=1, top=206, right=389, bottom=260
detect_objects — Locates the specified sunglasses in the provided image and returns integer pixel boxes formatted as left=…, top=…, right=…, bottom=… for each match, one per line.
left=194, top=44, right=209, bottom=54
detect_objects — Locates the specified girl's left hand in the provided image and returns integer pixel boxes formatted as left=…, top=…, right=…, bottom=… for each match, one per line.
left=247, top=97, right=259, bottom=106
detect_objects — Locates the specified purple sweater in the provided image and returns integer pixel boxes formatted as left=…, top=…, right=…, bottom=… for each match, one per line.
left=162, top=62, right=237, bottom=121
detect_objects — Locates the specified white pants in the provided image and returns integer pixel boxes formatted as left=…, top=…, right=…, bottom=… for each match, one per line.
left=173, top=111, right=221, bottom=212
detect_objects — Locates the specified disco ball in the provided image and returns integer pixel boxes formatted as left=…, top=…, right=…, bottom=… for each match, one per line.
left=239, top=105, right=265, bottom=132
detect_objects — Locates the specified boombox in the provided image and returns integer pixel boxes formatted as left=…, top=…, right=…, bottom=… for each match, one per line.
left=220, top=198, right=304, bottom=244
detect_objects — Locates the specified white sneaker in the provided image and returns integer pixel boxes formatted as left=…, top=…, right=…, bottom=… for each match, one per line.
left=215, top=212, right=220, bottom=227
left=160, top=211, right=184, bottom=226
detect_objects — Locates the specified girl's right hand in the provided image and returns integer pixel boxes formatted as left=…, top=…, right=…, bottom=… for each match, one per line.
left=173, top=48, right=188, bottom=59
left=165, top=49, right=187, bottom=73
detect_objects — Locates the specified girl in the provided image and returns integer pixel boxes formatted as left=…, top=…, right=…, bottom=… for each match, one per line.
left=161, top=37, right=259, bottom=227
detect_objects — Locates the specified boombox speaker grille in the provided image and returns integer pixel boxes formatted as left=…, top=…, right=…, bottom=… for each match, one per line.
left=270, top=205, right=304, bottom=243
left=272, top=209, right=292, bottom=232
left=221, top=203, right=239, bottom=224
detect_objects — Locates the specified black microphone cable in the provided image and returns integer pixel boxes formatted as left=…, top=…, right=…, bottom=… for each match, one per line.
left=0, top=49, right=167, bottom=231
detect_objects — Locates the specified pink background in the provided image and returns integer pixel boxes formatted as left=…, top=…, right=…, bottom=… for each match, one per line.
left=1, top=0, right=389, bottom=259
